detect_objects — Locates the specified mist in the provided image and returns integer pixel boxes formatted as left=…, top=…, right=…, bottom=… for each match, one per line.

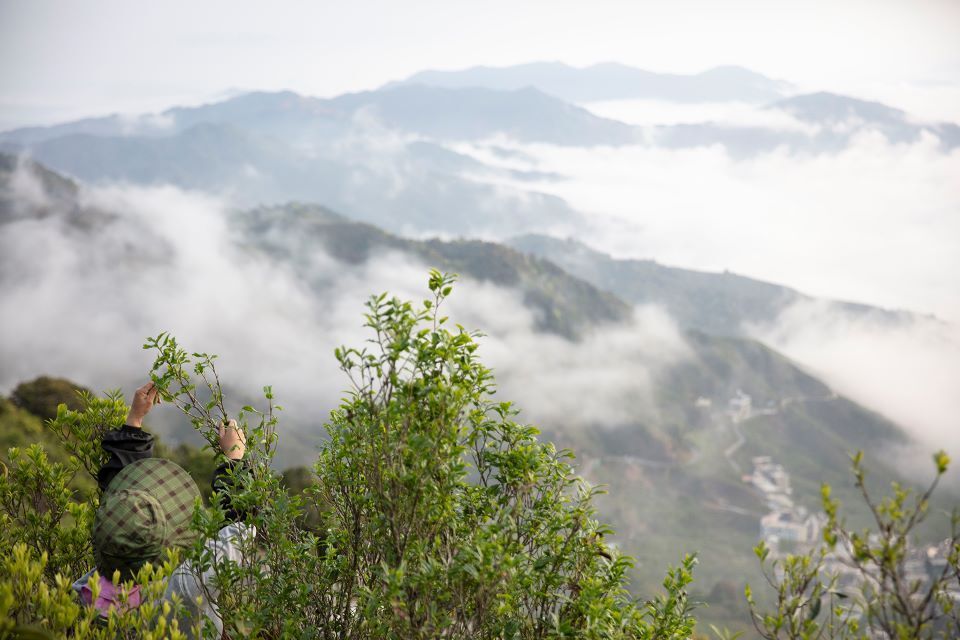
left=0, top=165, right=689, bottom=466
left=749, top=300, right=960, bottom=483
left=457, top=132, right=960, bottom=323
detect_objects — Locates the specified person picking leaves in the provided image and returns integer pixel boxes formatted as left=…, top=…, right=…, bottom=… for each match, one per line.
left=72, top=381, right=252, bottom=638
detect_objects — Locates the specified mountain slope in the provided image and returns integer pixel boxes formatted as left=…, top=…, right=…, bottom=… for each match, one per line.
left=241, top=202, right=630, bottom=339
left=508, top=234, right=918, bottom=336
left=237, top=205, right=912, bottom=462
left=0, top=155, right=915, bottom=446
left=0, top=125, right=582, bottom=238
left=4, top=123, right=309, bottom=189
left=1, top=155, right=912, bottom=454
left=771, top=92, right=960, bottom=148
left=327, top=85, right=637, bottom=145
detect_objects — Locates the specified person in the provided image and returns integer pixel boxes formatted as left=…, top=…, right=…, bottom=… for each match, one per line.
left=71, top=381, right=252, bottom=637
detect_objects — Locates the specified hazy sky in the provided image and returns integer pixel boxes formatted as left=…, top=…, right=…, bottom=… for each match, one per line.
left=2, top=0, right=960, bottom=129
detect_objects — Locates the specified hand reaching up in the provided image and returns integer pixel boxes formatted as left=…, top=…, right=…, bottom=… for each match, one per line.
left=218, top=419, right=246, bottom=460
left=126, top=382, right=159, bottom=428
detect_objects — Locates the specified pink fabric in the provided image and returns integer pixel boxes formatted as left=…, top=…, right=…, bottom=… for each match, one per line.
left=79, top=575, right=142, bottom=616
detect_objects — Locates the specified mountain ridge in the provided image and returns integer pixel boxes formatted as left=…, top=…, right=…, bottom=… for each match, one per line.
left=385, top=61, right=792, bottom=104
left=0, top=85, right=638, bottom=148
left=3, top=82, right=957, bottom=163
left=507, top=234, right=926, bottom=337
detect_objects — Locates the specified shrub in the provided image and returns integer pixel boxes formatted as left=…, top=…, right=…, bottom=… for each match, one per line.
left=0, top=444, right=93, bottom=582
left=0, top=396, right=195, bottom=638
left=0, top=542, right=195, bottom=639
left=143, top=270, right=700, bottom=638
left=1, top=271, right=698, bottom=638
left=306, top=270, right=696, bottom=639
left=746, top=451, right=960, bottom=639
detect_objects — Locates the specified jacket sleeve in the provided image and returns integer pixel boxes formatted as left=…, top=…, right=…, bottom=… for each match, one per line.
left=97, top=426, right=155, bottom=492
left=212, top=460, right=253, bottom=523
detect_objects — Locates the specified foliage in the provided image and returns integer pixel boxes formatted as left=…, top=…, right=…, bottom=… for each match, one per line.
left=0, top=395, right=195, bottom=638
left=281, top=465, right=325, bottom=531
left=746, top=451, right=960, bottom=639
left=0, top=369, right=124, bottom=588
left=144, top=270, right=700, bottom=638
left=46, top=390, right=127, bottom=483
left=308, top=269, right=684, bottom=639
left=0, top=271, right=955, bottom=639
left=0, top=445, right=93, bottom=581
left=0, top=543, right=195, bottom=639
left=0, top=271, right=700, bottom=638
left=10, top=377, right=93, bottom=423
left=0, top=376, right=289, bottom=636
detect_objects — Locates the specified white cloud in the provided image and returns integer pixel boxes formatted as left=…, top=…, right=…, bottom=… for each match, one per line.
left=749, top=299, right=960, bottom=483
left=450, top=131, right=960, bottom=467
left=0, top=171, right=689, bottom=466
left=822, top=81, right=960, bottom=124
left=459, top=133, right=960, bottom=323
left=449, top=288, right=691, bottom=428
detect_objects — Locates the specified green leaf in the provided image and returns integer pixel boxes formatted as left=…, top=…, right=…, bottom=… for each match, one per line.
left=934, top=450, right=950, bottom=474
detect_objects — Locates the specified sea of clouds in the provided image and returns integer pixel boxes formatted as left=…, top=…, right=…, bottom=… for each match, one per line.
left=451, top=102, right=960, bottom=479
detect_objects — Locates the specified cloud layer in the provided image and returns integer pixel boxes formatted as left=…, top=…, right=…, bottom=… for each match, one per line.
left=0, top=168, right=689, bottom=465
left=459, top=132, right=960, bottom=323
left=750, top=300, right=960, bottom=485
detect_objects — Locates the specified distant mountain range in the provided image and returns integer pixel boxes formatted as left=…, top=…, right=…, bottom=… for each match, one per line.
left=6, top=85, right=955, bottom=153
left=0, top=85, right=636, bottom=148
left=0, top=113, right=583, bottom=237
left=656, top=91, right=960, bottom=155
left=2, top=66, right=956, bottom=171
left=386, top=62, right=792, bottom=104
left=2, top=76, right=958, bottom=248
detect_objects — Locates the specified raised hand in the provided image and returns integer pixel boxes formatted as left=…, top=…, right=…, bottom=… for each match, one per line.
left=126, top=381, right=159, bottom=428
left=218, top=419, right=246, bottom=460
